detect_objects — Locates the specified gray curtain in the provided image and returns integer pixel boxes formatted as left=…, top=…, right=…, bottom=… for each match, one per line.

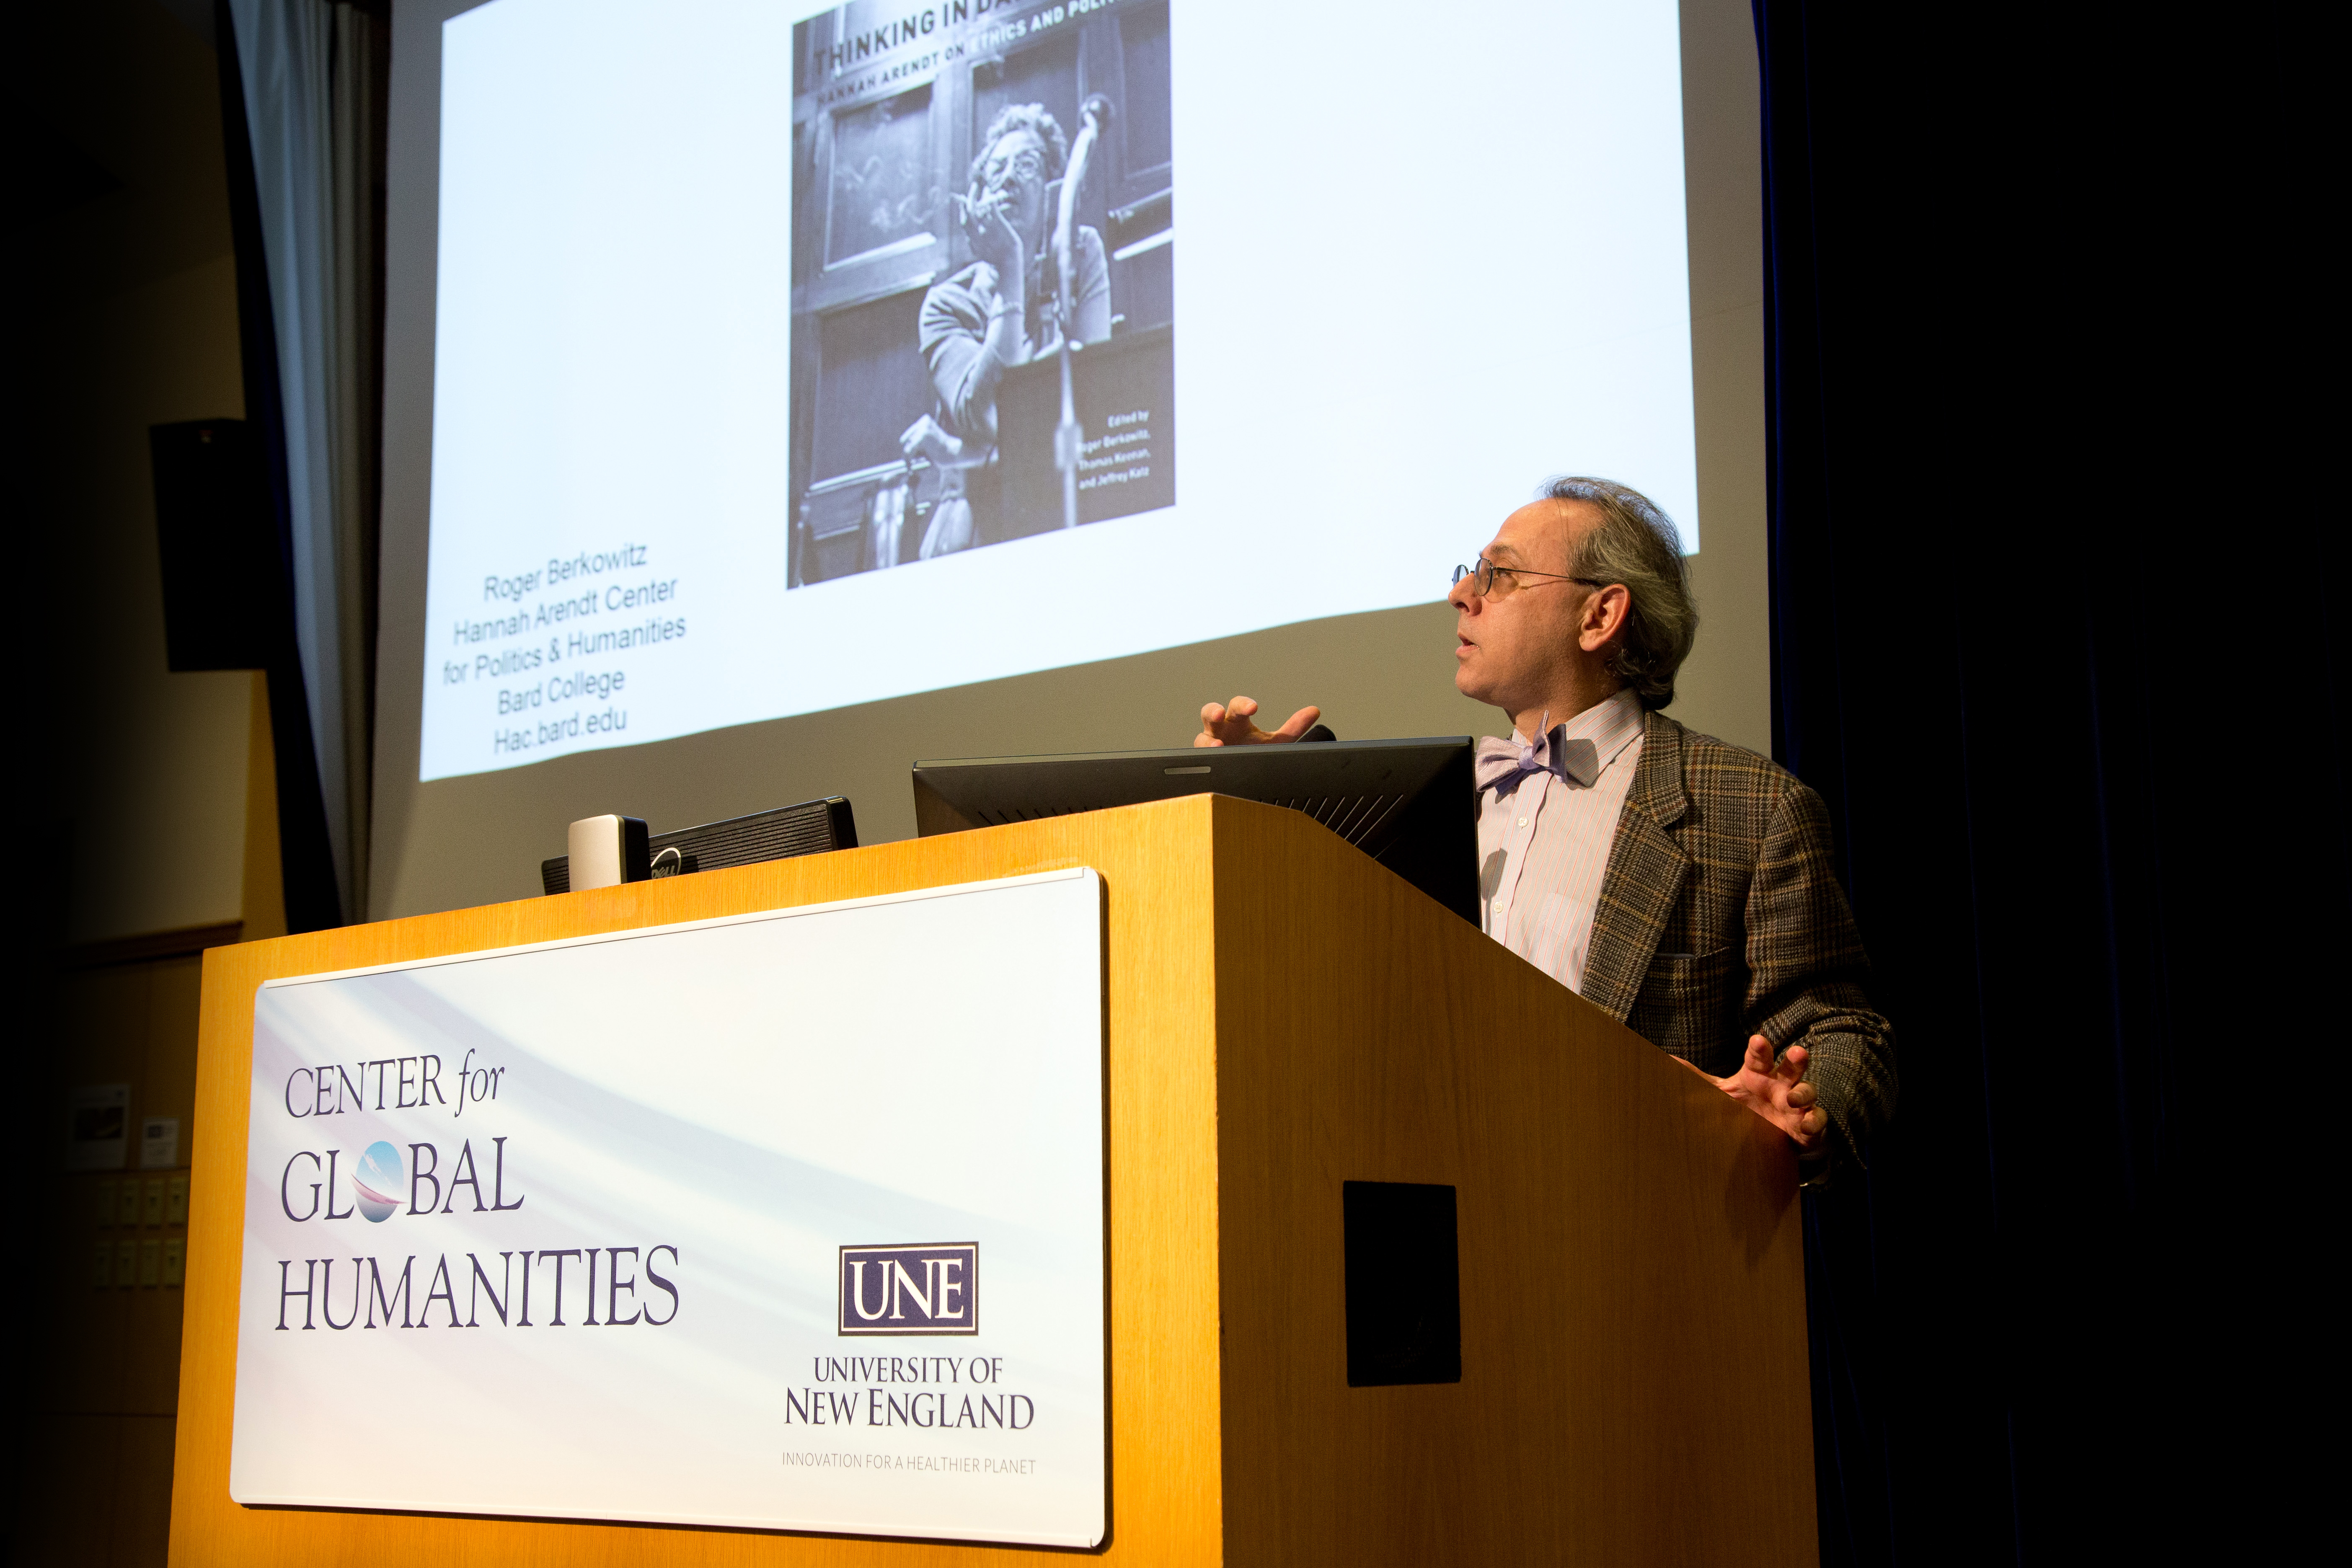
left=226, top=0, right=385, bottom=922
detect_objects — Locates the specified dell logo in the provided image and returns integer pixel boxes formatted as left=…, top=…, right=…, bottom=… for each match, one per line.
left=837, top=1243, right=979, bottom=1336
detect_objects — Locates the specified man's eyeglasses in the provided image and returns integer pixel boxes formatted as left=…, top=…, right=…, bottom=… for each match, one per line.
left=1451, top=560, right=1602, bottom=598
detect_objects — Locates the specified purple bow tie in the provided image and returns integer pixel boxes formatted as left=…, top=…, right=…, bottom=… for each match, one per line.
left=1474, top=724, right=1601, bottom=796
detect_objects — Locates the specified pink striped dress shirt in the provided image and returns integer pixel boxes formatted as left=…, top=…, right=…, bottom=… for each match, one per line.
left=1477, top=688, right=1648, bottom=996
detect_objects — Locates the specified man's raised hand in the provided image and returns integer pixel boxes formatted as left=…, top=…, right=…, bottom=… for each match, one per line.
left=1702, top=1035, right=1827, bottom=1150
left=1195, top=695, right=1322, bottom=748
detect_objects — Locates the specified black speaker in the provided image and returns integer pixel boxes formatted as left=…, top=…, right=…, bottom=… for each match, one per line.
left=150, top=418, right=282, bottom=671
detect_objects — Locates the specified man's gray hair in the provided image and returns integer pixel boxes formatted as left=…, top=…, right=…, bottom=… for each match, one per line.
left=1542, top=475, right=1697, bottom=710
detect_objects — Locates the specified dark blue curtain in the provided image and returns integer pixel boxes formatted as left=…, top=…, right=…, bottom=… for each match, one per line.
left=218, top=0, right=345, bottom=933
left=1754, top=1, right=2340, bottom=1560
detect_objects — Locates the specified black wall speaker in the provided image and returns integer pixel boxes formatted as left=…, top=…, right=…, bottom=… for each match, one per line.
left=150, top=418, right=282, bottom=672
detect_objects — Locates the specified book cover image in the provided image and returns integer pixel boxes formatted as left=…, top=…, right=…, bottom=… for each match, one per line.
left=787, top=0, right=1175, bottom=586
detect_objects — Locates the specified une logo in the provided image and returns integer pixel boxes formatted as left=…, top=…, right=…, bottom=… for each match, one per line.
left=353, top=1141, right=403, bottom=1223
left=837, top=1243, right=979, bottom=1336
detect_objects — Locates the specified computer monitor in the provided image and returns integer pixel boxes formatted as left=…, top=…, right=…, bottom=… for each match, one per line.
left=912, top=739, right=1477, bottom=924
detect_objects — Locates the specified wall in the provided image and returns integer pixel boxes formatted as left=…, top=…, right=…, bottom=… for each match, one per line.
left=22, top=3, right=274, bottom=1563
left=29, top=949, right=211, bottom=1568
left=32, top=7, right=255, bottom=946
left=1679, top=0, right=1771, bottom=759
left=365, top=0, right=1768, bottom=921
left=54, top=257, right=258, bottom=944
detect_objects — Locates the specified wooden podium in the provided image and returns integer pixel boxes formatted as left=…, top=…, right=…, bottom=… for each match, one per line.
left=170, top=796, right=1815, bottom=1566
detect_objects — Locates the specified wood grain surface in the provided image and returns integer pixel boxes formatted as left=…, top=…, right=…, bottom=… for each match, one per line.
left=1206, top=796, right=1815, bottom=1567
left=169, top=795, right=1812, bottom=1567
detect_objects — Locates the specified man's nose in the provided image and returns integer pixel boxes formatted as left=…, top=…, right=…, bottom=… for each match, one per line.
left=1448, top=578, right=1477, bottom=611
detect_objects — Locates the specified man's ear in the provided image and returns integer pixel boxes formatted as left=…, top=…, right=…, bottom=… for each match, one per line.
left=1580, top=584, right=1632, bottom=651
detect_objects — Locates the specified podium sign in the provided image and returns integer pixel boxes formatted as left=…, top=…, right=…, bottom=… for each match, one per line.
left=228, top=870, right=1107, bottom=1549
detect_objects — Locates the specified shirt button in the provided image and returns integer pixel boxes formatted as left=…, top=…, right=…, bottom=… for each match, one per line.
left=1516, top=817, right=1528, bottom=827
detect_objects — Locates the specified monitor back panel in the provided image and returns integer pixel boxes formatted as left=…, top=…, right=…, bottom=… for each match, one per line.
left=913, top=740, right=1477, bottom=923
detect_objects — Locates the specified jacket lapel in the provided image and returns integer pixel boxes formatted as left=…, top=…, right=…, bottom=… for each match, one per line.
left=1579, top=711, right=1690, bottom=1021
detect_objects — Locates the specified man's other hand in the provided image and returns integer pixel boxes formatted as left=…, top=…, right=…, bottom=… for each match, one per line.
left=1685, top=1036, right=1827, bottom=1151
left=1196, top=695, right=1321, bottom=747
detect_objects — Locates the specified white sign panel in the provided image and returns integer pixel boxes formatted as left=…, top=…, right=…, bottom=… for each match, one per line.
left=230, top=870, right=1106, bottom=1547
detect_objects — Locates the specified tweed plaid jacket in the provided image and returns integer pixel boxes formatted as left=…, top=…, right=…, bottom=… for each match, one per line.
left=1578, top=711, right=1897, bottom=1177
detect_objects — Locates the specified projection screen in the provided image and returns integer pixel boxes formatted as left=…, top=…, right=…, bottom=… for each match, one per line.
left=372, top=0, right=1770, bottom=917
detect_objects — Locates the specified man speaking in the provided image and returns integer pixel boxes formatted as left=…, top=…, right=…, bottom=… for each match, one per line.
left=1198, top=477, right=1895, bottom=1182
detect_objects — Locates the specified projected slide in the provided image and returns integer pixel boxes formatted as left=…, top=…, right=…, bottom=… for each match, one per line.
left=790, top=0, right=1176, bottom=580
left=421, top=0, right=1697, bottom=781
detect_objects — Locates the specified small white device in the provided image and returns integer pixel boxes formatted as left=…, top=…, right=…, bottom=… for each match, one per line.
left=566, top=814, right=650, bottom=890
